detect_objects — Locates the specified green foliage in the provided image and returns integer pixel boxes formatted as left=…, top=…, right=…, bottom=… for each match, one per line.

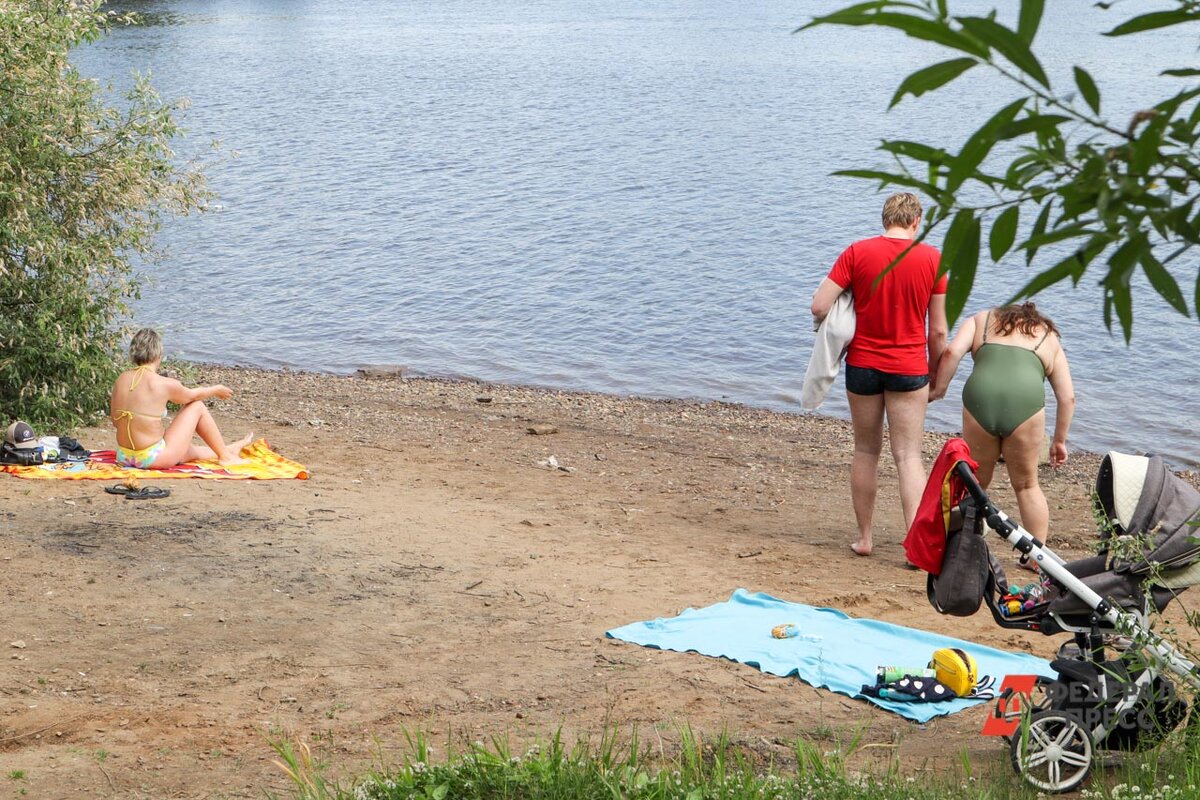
left=267, top=722, right=1200, bottom=800
left=0, top=0, right=208, bottom=430
left=800, top=0, right=1200, bottom=340
left=272, top=726, right=1055, bottom=800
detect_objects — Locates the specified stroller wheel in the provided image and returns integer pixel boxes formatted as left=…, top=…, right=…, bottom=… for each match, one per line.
left=1010, top=710, right=1093, bottom=793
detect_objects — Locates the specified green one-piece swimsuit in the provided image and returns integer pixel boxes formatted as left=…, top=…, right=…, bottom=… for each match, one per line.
left=962, top=312, right=1051, bottom=438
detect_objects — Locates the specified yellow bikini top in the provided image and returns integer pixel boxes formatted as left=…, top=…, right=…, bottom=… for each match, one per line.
left=113, top=366, right=165, bottom=449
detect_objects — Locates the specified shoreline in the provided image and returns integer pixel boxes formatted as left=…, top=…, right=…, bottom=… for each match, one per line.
left=193, top=360, right=1198, bottom=476
left=3, top=362, right=1195, bottom=797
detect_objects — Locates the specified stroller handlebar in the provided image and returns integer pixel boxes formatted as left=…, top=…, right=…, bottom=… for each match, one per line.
left=953, top=460, right=989, bottom=507
left=953, top=459, right=1024, bottom=541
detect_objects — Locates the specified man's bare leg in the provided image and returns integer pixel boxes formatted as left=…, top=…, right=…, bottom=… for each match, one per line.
left=883, top=385, right=930, bottom=533
left=847, top=391, right=885, bottom=555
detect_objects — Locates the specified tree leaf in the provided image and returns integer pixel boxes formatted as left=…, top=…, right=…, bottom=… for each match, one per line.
left=947, top=98, right=1027, bottom=192
left=941, top=209, right=980, bottom=326
left=831, top=168, right=938, bottom=193
left=1107, top=234, right=1142, bottom=283
left=1023, top=222, right=1093, bottom=251
left=956, top=16, right=1050, bottom=88
left=878, top=139, right=950, bottom=162
left=997, top=113, right=1070, bottom=140
left=1025, top=202, right=1054, bottom=265
left=1108, top=282, right=1133, bottom=343
left=889, top=58, right=977, bottom=108
left=1106, top=10, right=1200, bottom=37
left=1017, top=0, right=1044, bottom=44
left=1139, top=250, right=1188, bottom=314
left=800, top=10, right=990, bottom=59
left=1131, top=116, right=1168, bottom=174
left=1073, top=67, right=1101, bottom=114
left=989, top=206, right=1019, bottom=261
left=1162, top=68, right=1200, bottom=77
left=1010, top=253, right=1082, bottom=301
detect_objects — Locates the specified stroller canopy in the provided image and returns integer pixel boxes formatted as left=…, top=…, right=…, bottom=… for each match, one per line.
left=1096, top=452, right=1200, bottom=574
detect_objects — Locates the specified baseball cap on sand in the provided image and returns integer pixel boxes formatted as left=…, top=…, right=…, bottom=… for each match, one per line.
left=5, top=420, right=38, bottom=450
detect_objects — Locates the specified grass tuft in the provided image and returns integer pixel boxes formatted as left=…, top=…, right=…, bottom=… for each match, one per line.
left=269, top=721, right=1200, bottom=800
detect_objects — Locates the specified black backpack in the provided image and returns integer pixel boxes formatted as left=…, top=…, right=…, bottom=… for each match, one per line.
left=927, top=499, right=1006, bottom=616
left=0, top=441, right=43, bottom=466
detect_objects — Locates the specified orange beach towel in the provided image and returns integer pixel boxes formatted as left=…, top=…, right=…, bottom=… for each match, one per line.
left=0, top=438, right=308, bottom=481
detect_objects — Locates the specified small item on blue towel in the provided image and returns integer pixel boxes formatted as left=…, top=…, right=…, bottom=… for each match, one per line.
left=862, top=674, right=956, bottom=703
left=876, top=665, right=936, bottom=684
left=771, top=623, right=800, bottom=639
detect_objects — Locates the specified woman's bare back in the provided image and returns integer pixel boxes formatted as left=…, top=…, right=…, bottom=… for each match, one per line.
left=109, top=367, right=168, bottom=450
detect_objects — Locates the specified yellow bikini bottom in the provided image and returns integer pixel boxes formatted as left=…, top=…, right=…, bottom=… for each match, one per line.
left=116, top=438, right=166, bottom=469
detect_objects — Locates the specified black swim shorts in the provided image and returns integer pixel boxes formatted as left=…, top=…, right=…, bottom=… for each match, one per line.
left=845, top=365, right=929, bottom=395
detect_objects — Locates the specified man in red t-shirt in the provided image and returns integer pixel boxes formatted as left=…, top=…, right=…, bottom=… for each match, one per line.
left=811, top=193, right=948, bottom=559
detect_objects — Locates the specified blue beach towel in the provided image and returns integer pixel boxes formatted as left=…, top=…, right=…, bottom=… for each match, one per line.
left=606, top=588, right=1055, bottom=723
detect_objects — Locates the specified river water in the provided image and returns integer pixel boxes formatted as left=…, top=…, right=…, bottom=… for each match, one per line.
left=79, top=0, right=1199, bottom=465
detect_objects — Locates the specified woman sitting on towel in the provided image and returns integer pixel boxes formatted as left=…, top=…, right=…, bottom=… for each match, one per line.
left=109, top=328, right=252, bottom=468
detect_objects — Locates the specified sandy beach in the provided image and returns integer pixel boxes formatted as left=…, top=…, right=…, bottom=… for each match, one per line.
left=2, top=365, right=1195, bottom=798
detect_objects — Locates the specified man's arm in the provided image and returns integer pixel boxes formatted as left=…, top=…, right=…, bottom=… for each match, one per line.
left=810, top=278, right=845, bottom=322
left=929, top=313, right=974, bottom=401
left=926, top=293, right=948, bottom=379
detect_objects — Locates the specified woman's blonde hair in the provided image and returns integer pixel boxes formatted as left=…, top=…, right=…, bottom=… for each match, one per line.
left=881, top=192, right=923, bottom=229
left=992, top=302, right=1059, bottom=339
left=129, top=328, right=163, bottom=366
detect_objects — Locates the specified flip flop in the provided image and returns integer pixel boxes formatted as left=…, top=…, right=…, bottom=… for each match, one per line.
left=104, top=484, right=132, bottom=495
left=125, top=486, right=170, bottom=500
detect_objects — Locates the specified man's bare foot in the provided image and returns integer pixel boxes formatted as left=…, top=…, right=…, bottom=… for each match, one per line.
left=850, top=540, right=872, bottom=556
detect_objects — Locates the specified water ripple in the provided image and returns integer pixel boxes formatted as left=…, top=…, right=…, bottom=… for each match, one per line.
left=84, top=0, right=1200, bottom=465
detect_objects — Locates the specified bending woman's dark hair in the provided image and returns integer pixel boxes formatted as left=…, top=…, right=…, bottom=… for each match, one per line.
left=992, top=302, right=1059, bottom=339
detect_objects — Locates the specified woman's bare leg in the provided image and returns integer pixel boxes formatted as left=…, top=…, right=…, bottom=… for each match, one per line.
left=184, top=431, right=254, bottom=464
left=961, top=409, right=1000, bottom=488
left=1001, top=410, right=1050, bottom=541
left=154, top=401, right=251, bottom=467
left=847, top=391, right=885, bottom=556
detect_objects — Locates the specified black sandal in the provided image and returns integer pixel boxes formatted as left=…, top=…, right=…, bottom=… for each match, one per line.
left=125, top=486, right=170, bottom=500
left=104, top=484, right=132, bottom=495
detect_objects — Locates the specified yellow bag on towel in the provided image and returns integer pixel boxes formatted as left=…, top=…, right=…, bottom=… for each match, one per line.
left=929, top=647, right=978, bottom=697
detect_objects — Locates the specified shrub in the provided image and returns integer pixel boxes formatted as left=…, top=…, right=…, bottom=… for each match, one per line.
left=0, top=0, right=208, bottom=429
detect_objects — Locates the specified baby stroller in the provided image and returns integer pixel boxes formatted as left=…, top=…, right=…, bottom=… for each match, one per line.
left=915, top=439, right=1200, bottom=793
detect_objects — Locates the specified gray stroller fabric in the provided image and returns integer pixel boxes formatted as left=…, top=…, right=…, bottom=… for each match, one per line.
left=1048, top=455, right=1200, bottom=617
left=1116, top=455, right=1200, bottom=573
left=1047, top=555, right=1145, bottom=616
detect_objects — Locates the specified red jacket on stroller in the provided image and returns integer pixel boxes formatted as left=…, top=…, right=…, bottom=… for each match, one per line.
left=904, top=438, right=978, bottom=574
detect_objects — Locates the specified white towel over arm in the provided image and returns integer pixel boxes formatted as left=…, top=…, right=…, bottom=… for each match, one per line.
left=800, top=291, right=855, bottom=410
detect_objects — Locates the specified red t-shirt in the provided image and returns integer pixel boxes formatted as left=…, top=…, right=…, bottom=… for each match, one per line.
left=827, top=236, right=946, bottom=375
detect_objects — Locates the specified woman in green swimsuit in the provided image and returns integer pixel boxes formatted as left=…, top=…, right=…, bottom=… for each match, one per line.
left=930, top=303, right=1076, bottom=551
